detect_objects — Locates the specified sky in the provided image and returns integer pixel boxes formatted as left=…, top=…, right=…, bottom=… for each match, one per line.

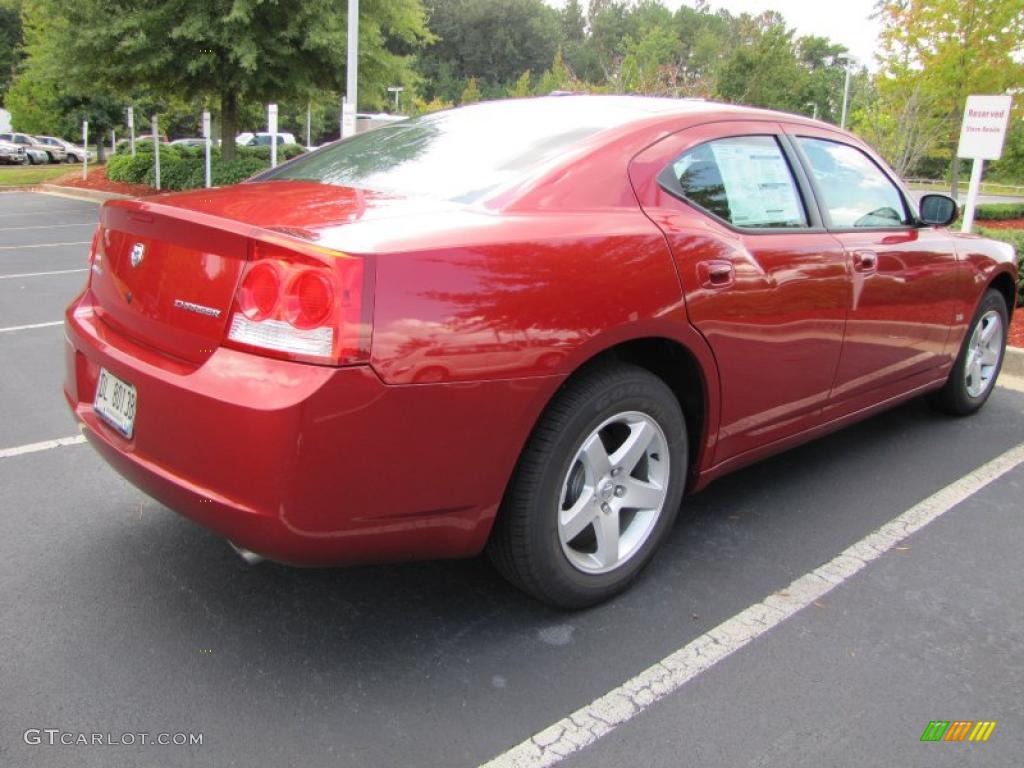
left=545, top=0, right=881, bottom=69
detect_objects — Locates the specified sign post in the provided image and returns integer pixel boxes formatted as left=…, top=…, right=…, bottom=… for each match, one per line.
left=152, top=115, right=161, bottom=191
left=202, top=110, right=212, bottom=188
left=957, top=94, right=1012, bottom=233
left=268, top=103, right=278, bottom=168
left=346, top=0, right=358, bottom=135
left=387, top=86, right=404, bottom=112
left=341, top=98, right=356, bottom=139
left=127, top=106, right=135, bottom=157
left=81, top=120, right=88, bottom=180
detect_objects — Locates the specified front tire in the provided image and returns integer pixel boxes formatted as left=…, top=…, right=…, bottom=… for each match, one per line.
left=928, top=289, right=1008, bottom=415
left=488, top=364, right=687, bottom=608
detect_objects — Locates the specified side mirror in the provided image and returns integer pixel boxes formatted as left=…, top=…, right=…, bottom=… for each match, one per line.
left=919, top=193, right=958, bottom=227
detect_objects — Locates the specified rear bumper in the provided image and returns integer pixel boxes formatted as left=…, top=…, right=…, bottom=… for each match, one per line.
left=64, top=290, right=560, bottom=565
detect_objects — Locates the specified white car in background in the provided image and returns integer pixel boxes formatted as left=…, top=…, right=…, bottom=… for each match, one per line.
left=37, top=136, right=95, bottom=163
left=0, top=139, right=26, bottom=165
left=24, top=146, right=49, bottom=164
left=235, top=131, right=298, bottom=147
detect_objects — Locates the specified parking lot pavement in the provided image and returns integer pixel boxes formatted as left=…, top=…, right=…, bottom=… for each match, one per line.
left=558, top=464, right=1024, bottom=768
left=0, top=191, right=1021, bottom=768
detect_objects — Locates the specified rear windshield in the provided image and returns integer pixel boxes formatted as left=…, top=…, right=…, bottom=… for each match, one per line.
left=256, top=100, right=645, bottom=203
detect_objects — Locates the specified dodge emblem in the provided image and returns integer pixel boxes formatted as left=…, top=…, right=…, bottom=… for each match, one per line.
left=130, top=242, right=145, bottom=268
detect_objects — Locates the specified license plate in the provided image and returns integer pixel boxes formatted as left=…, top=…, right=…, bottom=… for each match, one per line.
left=93, top=368, right=137, bottom=438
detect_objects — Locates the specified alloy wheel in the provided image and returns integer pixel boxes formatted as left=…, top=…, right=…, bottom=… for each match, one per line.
left=557, top=411, right=670, bottom=574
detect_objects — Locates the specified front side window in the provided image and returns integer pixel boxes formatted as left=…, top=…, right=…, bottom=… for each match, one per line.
left=797, top=137, right=908, bottom=228
left=661, top=135, right=807, bottom=229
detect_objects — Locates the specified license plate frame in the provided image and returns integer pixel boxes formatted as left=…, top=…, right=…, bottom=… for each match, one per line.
left=93, top=367, right=137, bottom=439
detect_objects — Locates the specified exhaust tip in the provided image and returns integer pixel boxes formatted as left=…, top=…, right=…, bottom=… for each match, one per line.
left=229, top=541, right=265, bottom=565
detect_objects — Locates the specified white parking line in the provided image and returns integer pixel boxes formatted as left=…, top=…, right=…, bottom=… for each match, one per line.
left=0, top=320, right=63, bottom=333
left=0, top=434, right=86, bottom=459
left=0, top=222, right=96, bottom=231
left=480, top=441, right=1024, bottom=768
left=0, top=240, right=90, bottom=250
left=0, top=268, right=87, bottom=279
left=0, top=208, right=96, bottom=218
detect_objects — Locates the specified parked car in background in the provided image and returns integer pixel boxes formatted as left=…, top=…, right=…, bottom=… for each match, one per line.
left=236, top=131, right=298, bottom=147
left=24, top=146, right=49, bottom=164
left=63, top=97, right=1016, bottom=608
left=35, top=136, right=76, bottom=163
left=37, top=136, right=94, bottom=163
left=170, top=138, right=211, bottom=148
left=0, top=132, right=65, bottom=163
left=0, top=139, right=26, bottom=165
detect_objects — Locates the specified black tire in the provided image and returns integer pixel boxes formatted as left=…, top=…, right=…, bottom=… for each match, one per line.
left=928, top=289, right=1009, bottom=416
left=488, top=363, right=687, bottom=609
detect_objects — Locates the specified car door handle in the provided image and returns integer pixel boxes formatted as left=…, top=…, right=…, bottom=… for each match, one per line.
left=698, top=261, right=734, bottom=288
left=852, top=250, right=878, bottom=273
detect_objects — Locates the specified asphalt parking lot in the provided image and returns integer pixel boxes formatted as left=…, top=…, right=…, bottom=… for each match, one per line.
left=1, top=190, right=1022, bottom=768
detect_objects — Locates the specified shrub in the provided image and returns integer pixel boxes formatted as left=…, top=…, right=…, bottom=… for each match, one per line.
left=107, top=145, right=294, bottom=191
left=977, top=227, right=1024, bottom=307
left=212, top=157, right=267, bottom=186
left=975, top=203, right=1024, bottom=221
left=106, top=153, right=155, bottom=184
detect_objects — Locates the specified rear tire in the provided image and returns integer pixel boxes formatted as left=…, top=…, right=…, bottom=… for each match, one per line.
left=928, top=289, right=1008, bottom=416
left=488, top=364, right=687, bottom=609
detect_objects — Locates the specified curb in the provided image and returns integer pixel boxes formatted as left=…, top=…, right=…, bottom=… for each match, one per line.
left=36, top=184, right=133, bottom=203
left=1004, top=346, right=1024, bottom=378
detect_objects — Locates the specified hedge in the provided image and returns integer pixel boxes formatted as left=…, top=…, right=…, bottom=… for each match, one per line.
left=977, top=227, right=1024, bottom=307
left=975, top=203, right=1024, bottom=221
left=106, top=143, right=304, bottom=191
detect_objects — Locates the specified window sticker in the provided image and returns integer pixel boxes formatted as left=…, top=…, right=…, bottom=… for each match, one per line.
left=709, top=139, right=805, bottom=228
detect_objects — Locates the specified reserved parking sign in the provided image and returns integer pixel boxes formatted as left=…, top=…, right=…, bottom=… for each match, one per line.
left=957, top=94, right=1012, bottom=160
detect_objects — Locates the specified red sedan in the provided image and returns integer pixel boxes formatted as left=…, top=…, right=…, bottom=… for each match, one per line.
left=64, top=97, right=1017, bottom=607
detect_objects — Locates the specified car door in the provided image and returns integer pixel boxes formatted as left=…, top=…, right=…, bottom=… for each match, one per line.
left=630, top=121, right=851, bottom=464
left=784, top=126, right=959, bottom=412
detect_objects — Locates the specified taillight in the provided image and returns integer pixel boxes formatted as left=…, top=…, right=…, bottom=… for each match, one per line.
left=224, top=237, right=372, bottom=365
left=87, top=225, right=104, bottom=282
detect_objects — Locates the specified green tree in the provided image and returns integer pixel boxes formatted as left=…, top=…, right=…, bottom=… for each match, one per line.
left=460, top=76, right=481, bottom=104
left=0, top=0, right=22, bottom=102
left=508, top=70, right=533, bottom=98
left=715, top=19, right=805, bottom=112
left=873, top=0, right=1024, bottom=187
left=619, top=26, right=681, bottom=94
left=537, top=48, right=572, bottom=94
left=417, top=0, right=560, bottom=101
left=15, top=0, right=431, bottom=159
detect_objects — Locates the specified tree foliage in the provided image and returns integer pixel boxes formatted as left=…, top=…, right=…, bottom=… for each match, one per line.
left=866, top=0, right=1024, bottom=180
left=418, top=0, right=560, bottom=102
left=8, top=0, right=431, bottom=157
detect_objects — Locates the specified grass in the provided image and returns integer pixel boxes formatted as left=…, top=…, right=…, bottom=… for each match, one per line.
left=0, top=164, right=84, bottom=187
left=907, top=179, right=1024, bottom=198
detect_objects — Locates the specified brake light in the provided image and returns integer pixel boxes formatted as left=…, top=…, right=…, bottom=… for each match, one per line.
left=224, top=237, right=372, bottom=365
left=87, top=225, right=104, bottom=282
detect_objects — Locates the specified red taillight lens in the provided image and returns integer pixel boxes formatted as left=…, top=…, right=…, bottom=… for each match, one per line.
left=224, top=237, right=372, bottom=365
left=286, top=270, right=333, bottom=329
left=238, top=262, right=280, bottom=321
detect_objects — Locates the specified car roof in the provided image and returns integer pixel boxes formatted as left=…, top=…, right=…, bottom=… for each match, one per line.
left=451, top=95, right=778, bottom=126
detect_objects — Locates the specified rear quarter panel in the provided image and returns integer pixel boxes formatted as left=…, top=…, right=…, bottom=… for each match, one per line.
left=363, top=211, right=689, bottom=385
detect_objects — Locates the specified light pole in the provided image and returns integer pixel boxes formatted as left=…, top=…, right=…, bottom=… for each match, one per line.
left=387, top=86, right=404, bottom=113
left=840, top=58, right=853, bottom=129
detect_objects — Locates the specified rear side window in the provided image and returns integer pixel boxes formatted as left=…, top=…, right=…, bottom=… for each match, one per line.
left=796, top=137, right=908, bottom=228
left=660, top=135, right=807, bottom=229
